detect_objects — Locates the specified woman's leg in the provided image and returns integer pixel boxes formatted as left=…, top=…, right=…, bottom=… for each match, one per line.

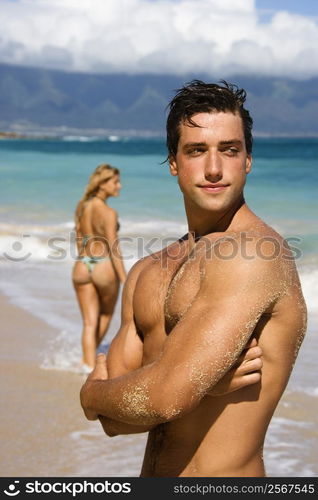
left=96, top=282, right=119, bottom=347
left=74, top=281, right=100, bottom=367
left=91, top=261, right=120, bottom=347
left=72, top=262, right=100, bottom=367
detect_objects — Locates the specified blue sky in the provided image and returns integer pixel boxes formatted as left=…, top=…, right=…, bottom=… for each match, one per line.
left=256, top=0, right=318, bottom=17
left=0, top=0, right=317, bottom=78
left=148, top=0, right=318, bottom=16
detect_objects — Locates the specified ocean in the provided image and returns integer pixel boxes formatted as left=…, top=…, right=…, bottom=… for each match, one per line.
left=0, top=136, right=317, bottom=477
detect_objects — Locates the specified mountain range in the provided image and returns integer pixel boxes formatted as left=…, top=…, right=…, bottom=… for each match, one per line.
left=1, top=63, right=318, bottom=136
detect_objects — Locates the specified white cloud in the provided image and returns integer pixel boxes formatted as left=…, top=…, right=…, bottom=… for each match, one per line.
left=0, top=0, right=317, bottom=78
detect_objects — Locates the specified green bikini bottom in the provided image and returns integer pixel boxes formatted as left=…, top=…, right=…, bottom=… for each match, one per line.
left=79, top=255, right=110, bottom=273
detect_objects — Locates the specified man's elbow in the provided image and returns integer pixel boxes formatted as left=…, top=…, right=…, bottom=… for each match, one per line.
left=105, top=430, right=118, bottom=438
left=103, top=424, right=119, bottom=438
left=99, top=416, right=119, bottom=437
left=103, top=428, right=118, bottom=438
left=151, top=381, right=199, bottom=423
left=80, top=382, right=90, bottom=410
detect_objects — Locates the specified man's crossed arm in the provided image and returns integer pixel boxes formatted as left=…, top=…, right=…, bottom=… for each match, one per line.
left=80, top=242, right=280, bottom=429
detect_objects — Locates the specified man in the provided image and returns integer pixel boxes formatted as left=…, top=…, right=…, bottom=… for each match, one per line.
left=80, top=80, right=307, bottom=477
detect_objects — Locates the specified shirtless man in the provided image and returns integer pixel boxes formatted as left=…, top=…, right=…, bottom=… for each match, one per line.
left=80, top=80, right=307, bottom=477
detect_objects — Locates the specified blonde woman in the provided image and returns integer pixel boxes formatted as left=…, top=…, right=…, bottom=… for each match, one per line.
left=72, top=164, right=126, bottom=372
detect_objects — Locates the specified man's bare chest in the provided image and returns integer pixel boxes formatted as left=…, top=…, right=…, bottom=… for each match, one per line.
left=133, top=251, right=203, bottom=339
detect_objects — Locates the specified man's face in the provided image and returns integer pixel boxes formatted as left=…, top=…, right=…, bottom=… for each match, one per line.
left=169, top=111, right=252, bottom=214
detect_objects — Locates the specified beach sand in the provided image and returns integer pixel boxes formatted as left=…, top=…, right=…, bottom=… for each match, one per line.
left=0, top=293, right=147, bottom=477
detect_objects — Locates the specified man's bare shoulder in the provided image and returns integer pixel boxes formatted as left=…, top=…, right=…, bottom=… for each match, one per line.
left=130, top=237, right=187, bottom=273
left=125, top=252, right=159, bottom=288
left=127, top=256, right=151, bottom=278
left=203, top=218, right=294, bottom=264
left=201, top=221, right=298, bottom=299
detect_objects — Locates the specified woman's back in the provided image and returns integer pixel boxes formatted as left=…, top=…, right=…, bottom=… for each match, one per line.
left=76, top=198, right=116, bottom=258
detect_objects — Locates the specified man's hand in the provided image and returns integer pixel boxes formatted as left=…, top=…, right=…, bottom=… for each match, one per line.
left=81, top=353, right=108, bottom=421
left=208, top=338, right=262, bottom=396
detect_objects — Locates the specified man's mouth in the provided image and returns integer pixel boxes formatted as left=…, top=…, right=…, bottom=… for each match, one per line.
left=199, top=183, right=229, bottom=193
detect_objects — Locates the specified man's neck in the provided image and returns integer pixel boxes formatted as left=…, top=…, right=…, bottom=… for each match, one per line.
left=185, top=197, right=247, bottom=239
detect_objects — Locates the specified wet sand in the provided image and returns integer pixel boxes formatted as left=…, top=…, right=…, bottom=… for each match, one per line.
left=0, top=293, right=146, bottom=477
left=1, top=293, right=87, bottom=475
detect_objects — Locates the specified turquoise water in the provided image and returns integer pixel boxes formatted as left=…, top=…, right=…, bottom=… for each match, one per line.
left=0, top=134, right=317, bottom=298
left=0, top=138, right=175, bottom=223
left=0, top=136, right=318, bottom=476
left=0, top=135, right=317, bottom=300
left=0, top=134, right=317, bottom=333
left=1, top=138, right=317, bottom=246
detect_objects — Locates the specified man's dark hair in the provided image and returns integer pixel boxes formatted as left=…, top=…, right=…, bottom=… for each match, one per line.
left=166, top=79, right=253, bottom=158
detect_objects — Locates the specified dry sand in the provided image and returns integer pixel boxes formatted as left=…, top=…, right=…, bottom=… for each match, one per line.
left=0, top=293, right=146, bottom=477
left=1, top=293, right=88, bottom=475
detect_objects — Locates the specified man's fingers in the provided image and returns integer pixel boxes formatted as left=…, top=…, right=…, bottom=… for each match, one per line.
left=239, top=345, right=262, bottom=363
left=235, top=372, right=261, bottom=389
left=96, top=352, right=107, bottom=364
left=236, top=357, right=263, bottom=375
left=234, top=346, right=260, bottom=367
left=88, top=353, right=108, bottom=381
left=95, top=353, right=108, bottom=376
left=245, top=337, right=258, bottom=348
left=210, top=368, right=262, bottom=396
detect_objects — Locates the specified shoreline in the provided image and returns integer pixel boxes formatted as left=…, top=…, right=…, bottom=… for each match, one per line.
left=2, top=129, right=318, bottom=141
left=0, top=292, right=92, bottom=476
left=0, top=292, right=146, bottom=477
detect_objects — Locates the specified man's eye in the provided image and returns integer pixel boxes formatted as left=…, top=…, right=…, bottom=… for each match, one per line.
left=225, top=147, right=239, bottom=155
left=188, top=148, right=204, bottom=155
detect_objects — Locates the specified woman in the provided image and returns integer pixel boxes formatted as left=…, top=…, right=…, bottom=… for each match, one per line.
left=72, top=163, right=126, bottom=372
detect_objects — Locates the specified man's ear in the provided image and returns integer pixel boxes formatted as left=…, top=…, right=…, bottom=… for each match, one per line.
left=169, top=156, right=178, bottom=176
left=245, top=155, right=252, bottom=174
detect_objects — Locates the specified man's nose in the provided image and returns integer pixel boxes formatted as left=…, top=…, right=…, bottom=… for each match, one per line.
left=204, top=150, right=222, bottom=180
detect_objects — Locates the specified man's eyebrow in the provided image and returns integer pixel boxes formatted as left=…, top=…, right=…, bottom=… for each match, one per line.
left=219, top=139, right=243, bottom=146
left=182, top=142, right=207, bottom=149
left=182, top=140, right=243, bottom=149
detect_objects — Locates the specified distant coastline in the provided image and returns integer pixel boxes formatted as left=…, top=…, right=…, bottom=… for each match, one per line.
left=0, top=126, right=164, bottom=141
left=1, top=126, right=318, bottom=141
left=0, top=131, right=27, bottom=139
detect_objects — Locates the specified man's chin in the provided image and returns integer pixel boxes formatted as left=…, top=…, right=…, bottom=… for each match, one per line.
left=197, top=200, right=230, bottom=213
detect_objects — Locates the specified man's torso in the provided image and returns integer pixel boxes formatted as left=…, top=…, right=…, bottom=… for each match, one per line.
left=131, top=221, right=306, bottom=477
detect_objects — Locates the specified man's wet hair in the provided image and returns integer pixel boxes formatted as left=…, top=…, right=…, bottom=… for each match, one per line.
left=166, top=79, right=253, bottom=158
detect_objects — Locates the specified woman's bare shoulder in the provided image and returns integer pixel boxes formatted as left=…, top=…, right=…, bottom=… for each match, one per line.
left=91, top=198, right=116, bottom=215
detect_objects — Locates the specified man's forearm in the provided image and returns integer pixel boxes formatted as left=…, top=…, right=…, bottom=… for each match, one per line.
left=99, top=415, right=156, bottom=437
left=81, top=365, right=169, bottom=426
left=81, top=315, right=244, bottom=425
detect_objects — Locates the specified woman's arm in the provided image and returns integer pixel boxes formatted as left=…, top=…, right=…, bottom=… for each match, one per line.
left=102, top=207, right=126, bottom=283
left=74, top=202, right=84, bottom=254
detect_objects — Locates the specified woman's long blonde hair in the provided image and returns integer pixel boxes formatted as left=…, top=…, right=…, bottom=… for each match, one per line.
left=75, top=163, right=120, bottom=227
